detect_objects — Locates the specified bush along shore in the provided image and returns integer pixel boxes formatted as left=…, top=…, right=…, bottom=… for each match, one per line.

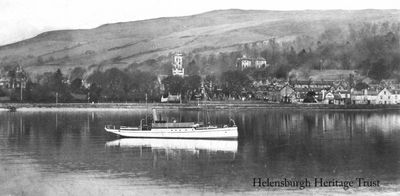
left=1, top=101, right=400, bottom=111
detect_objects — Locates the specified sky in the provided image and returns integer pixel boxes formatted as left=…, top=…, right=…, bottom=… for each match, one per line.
left=1, top=0, right=400, bottom=46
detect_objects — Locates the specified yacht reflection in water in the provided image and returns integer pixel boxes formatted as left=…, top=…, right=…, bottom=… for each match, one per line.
left=105, top=138, right=238, bottom=153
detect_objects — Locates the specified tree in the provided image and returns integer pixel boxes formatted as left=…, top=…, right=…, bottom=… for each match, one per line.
left=128, top=71, right=157, bottom=101
left=303, top=91, right=317, bottom=103
left=220, top=70, right=251, bottom=98
left=187, top=59, right=200, bottom=75
left=88, top=83, right=101, bottom=103
left=29, top=83, right=53, bottom=102
left=354, top=82, right=369, bottom=90
left=70, top=78, right=83, bottom=93
left=49, top=69, right=64, bottom=91
left=368, top=58, right=391, bottom=80
left=101, top=68, right=129, bottom=101
left=162, top=76, right=184, bottom=95
left=204, top=75, right=217, bottom=99
left=48, top=69, right=70, bottom=102
left=69, top=67, right=86, bottom=82
left=183, top=75, right=201, bottom=100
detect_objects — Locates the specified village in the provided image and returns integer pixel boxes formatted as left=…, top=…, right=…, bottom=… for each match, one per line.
left=0, top=52, right=399, bottom=106
left=161, top=53, right=400, bottom=105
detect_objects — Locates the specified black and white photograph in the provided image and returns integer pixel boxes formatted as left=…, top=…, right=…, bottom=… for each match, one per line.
left=0, top=0, right=400, bottom=195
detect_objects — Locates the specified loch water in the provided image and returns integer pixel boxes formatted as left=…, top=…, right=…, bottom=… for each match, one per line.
left=0, top=109, right=399, bottom=195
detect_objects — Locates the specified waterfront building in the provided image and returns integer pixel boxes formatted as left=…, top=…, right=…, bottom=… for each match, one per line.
left=323, top=92, right=334, bottom=104
left=280, top=85, right=296, bottom=103
left=293, top=88, right=309, bottom=102
left=375, top=88, right=400, bottom=104
left=350, top=90, right=369, bottom=104
left=366, top=90, right=379, bottom=104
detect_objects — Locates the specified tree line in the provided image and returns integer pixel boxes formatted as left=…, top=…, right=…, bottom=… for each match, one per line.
left=0, top=65, right=256, bottom=103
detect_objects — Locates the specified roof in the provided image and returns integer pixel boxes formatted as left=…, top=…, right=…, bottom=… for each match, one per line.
left=290, top=80, right=310, bottom=85
left=335, top=90, right=350, bottom=94
left=351, top=91, right=364, bottom=95
left=311, top=81, right=334, bottom=85
left=367, top=91, right=379, bottom=95
left=294, top=88, right=311, bottom=93
left=280, top=85, right=294, bottom=91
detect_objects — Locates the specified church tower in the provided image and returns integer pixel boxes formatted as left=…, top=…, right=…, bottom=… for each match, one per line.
left=172, top=53, right=184, bottom=77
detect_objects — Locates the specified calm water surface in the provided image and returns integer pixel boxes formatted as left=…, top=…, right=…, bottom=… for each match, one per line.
left=0, top=109, right=400, bottom=195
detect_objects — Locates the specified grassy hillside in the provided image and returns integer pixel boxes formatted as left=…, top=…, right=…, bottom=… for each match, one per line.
left=0, top=9, right=399, bottom=77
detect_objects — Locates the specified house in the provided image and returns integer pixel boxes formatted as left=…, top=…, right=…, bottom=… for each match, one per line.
left=310, top=87, right=329, bottom=102
left=280, top=85, right=296, bottom=103
left=0, top=77, right=10, bottom=88
left=366, top=90, right=379, bottom=104
left=236, top=56, right=269, bottom=70
left=391, top=89, right=400, bottom=104
left=333, top=93, right=348, bottom=105
left=376, top=88, right=392, bottom=104
left=375, top=88, right=400, bottom=104
left=293, top=88, right=310, bottom=103
left=350, top=90, right=368, bottom=104
left=335, top=90, right=351, bottom=104
left=161, top=93, right=181, bottom=103
left=0, top=66, right=27, bottom=89
left=324, top=92, right=335, bottom=104
left=254, top=57, right=268, bottom=68
left=236, top=56, right=252, bottom=70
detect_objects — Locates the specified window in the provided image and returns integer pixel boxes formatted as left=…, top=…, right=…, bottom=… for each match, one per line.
left=384, top=91, right=386, bottom=95
left=381, top=96, right=383, bottom=99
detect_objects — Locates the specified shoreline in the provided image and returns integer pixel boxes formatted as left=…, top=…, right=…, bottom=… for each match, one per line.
left=1, top=102, right=400, bottom=111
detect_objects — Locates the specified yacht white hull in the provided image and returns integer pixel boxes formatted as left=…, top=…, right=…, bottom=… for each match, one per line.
left=106, top=138, right=238, bottom=152
left=105, top=126, right=238, bottom=139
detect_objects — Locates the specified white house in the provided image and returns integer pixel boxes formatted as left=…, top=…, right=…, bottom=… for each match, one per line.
left=237, top=56, right=268, bottom=70
left=392, top=89, right=400, bottom=104
left=237, top=57, right=252, bottom=70
left=375, top=88, right=400, bottom=104
left=254, top=57, right=268, bottom=68
left=324, top=92, right=334, bottom=104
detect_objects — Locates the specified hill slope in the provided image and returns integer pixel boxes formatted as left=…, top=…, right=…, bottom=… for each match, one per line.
left=0, top=9, right=399, bottom=76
